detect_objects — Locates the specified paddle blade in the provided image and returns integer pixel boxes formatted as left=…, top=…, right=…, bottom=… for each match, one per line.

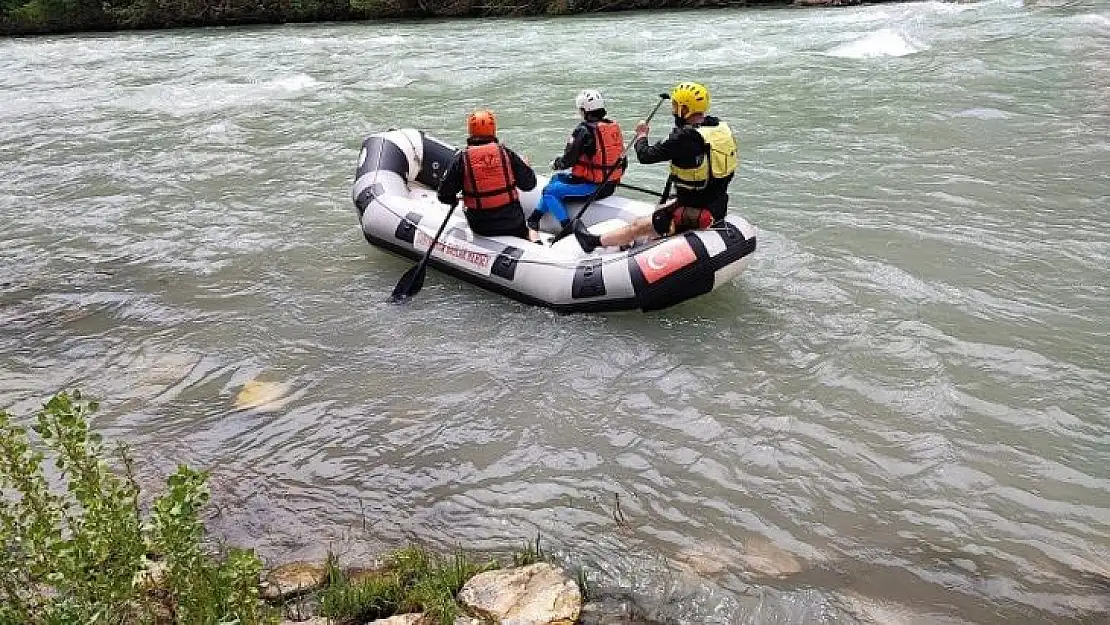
left=391, top=264, right=426, bottom=302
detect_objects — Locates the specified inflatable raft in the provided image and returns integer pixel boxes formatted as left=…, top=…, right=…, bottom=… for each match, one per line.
left=351, top=129, right=757, bottom=313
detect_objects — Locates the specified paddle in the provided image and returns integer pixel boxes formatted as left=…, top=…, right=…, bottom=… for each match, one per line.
left=390, top=201, right=460, bottom=302
left=617, top=181, right=667, bottom=199
left=550, top=93, right=671, bottom=243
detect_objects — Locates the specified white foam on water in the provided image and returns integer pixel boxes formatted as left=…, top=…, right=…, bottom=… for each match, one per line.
left=271, top=73, right=317, bottom=92
left=375, top=70, right=413, bottom=89
left=187, top=120, right=246, bottom=144
left=117, top=73, right=318, bottom=116
left=635, top=29, right=668, bottom=40
left=918, top=0, right=985, bottom=15
left=701, top=40, right=785, bottom=66
left=1071, top=12, right=1110, bottom=31
left=953, top=107, right=1012, bottom=119
left=824, top=29, right=925, bottom=59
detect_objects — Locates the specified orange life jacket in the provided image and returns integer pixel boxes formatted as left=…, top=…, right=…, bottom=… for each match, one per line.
left=461, top=142, right=518, bottom=211
left=571, top=121, right=624, bottom=184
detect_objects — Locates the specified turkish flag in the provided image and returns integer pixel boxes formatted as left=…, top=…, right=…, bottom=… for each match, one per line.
left=635, top=237, right=698, bottom=284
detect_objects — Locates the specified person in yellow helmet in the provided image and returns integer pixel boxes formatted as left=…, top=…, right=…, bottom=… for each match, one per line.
left=574, top=82, right=738, bottom=253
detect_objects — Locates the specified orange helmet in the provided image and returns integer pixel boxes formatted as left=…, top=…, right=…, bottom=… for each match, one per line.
left=467, top=109, right=497, bottom=138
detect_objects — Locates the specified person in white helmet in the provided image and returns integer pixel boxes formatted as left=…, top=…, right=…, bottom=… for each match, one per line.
left=527, top=89, right=626, bottom=231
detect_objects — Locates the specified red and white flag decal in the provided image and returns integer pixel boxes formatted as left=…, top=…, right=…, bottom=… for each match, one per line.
left=635, top=237, right=697, bottom=284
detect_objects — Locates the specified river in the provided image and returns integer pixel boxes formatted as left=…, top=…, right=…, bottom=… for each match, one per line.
left=1, top=1, right=1108, bottom=623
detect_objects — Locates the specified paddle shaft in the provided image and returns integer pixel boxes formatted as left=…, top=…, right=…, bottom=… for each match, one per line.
left=617, top=181, right=668, bottom=199
left=391, top=201, right=459, bottom=301
left=417, top=202, right=457, bottom=271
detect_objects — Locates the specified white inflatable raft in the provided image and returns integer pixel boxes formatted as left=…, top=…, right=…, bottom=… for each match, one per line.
left=351, top=129, right=757, bottom=313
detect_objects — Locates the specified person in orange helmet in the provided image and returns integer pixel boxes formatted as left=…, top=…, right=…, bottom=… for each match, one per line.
left=437, top=110, right=539, bottom=241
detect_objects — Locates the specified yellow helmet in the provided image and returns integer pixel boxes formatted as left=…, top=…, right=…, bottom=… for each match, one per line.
left=670, top=81, right=710, bottom=118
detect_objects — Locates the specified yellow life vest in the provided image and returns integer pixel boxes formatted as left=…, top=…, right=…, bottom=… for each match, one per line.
left=669, top=121, right=738, bottom=190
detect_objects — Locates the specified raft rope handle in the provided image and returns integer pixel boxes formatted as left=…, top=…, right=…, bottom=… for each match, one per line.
left=369, top=194, right=637, bottom=270
left=369, top=187, right=742, bottom=271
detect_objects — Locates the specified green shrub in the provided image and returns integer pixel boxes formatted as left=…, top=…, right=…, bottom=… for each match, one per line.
left=0, top=390, right=274, bottom=625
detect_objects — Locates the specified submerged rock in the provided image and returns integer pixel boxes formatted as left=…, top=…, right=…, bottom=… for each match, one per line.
left=459, top=562, right=581, bottom=624
left=234, top=378, right=293, bottom=412
left=673, top=537, right=805, bottom=580
left=673, top=545, right=730, bottom=576
left=261, top=561, right=327, bottom=601
left=738, top=536, right=803, bottom=579
left=837, top=591, right=963, bottom=625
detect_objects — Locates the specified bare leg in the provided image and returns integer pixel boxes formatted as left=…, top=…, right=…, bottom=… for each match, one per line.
left=598, top=217, right=656, bottom=248
left=527, top=228, right=540, bottom=243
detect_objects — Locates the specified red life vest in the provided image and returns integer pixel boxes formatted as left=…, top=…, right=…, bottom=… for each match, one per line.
left=571, top=121, right=624, bottom=184
left=461, top=142, right=518, bottom=211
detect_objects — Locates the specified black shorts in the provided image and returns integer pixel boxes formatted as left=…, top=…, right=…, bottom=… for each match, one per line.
left=466, top=205, right=530, bottom=239
left=471, top=221, right=529, bottom=239
left=651, top=204, right=716, bottom=236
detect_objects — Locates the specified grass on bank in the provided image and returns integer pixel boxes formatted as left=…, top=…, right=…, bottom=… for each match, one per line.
left=319, top=535, right=553, bottom=624
left=319, top=547, right=494, bottom=624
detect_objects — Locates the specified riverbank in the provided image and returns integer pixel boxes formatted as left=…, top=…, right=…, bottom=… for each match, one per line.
left=0, top=391, right=815, bottom=623
left=2, top=0, right=881, bottom=37
left=259, top=545, right=588, bottom=625
left=0, top=392, right=595, bottom=625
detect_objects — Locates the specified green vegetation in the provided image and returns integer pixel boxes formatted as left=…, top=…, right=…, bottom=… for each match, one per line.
left=0, top=391, right=274, bottom=625
left=0, top=391, right=584, bottom=624
left=1, top=0, right=767, bottom=37
left=317, top=537, right=578, bottom=625
left=512, top=533, right=545, bottom=567
left=319, top=545, right=499, bottom=625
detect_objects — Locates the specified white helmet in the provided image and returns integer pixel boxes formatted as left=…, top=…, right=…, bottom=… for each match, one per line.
left=575, top=89, right=605, bottom=112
